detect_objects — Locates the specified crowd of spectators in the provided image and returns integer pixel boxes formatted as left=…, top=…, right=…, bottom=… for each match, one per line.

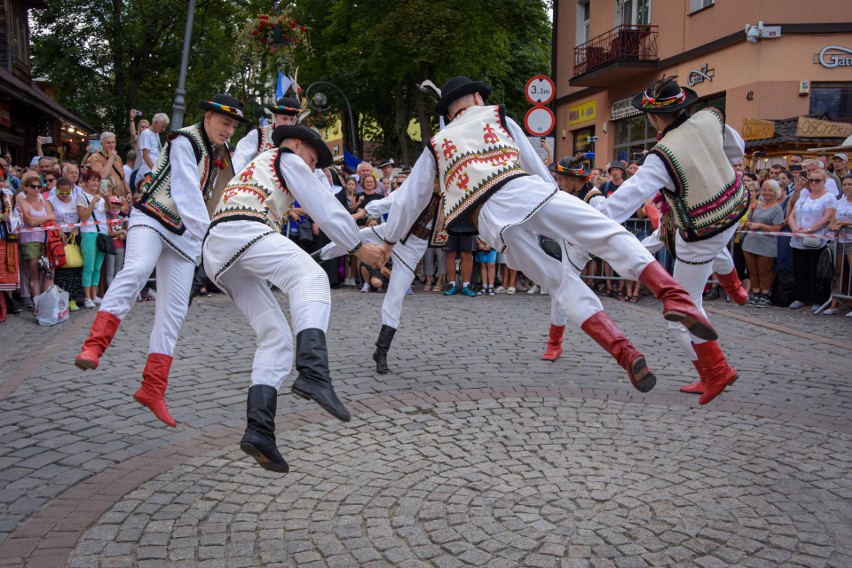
left=2, top=115, right=850, bottom=324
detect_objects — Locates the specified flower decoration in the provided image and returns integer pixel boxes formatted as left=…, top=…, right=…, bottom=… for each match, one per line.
left=249, top=13, right=309, bottom=54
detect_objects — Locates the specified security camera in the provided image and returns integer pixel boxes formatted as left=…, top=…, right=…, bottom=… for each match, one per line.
left=745, top=26, right=760, bottom=43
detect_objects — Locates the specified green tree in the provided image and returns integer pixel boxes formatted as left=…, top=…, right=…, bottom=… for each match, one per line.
left=30, top=0, right=251, bottom=151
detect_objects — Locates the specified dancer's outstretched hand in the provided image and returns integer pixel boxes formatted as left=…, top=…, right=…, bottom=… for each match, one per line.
left=379, top=241, right=394, bottom=264
left=355, top=243, right=385, bottom=268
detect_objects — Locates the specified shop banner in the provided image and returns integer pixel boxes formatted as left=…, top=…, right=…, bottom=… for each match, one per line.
left=568, top=100, right=596, bottom=126
left=795, top=116, right=852, bottom=139
left=741, top=118, right=775, bottom=141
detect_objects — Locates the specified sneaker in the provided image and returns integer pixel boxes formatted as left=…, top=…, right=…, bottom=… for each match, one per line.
left=405, top=286, right=414, bottom=295
left=507, top=287, right=516, bottom=295
left=83, top=298, right=96, bottom=309
left=810, top=304, right=822, bottom=313
left=93, top=296, right=103, bottom=305
left=361, top=283, right=370, bottom=293
left=460, top=286, right=476, bottom=297
left=755, top=294, right=770, bottom=308
left=444, top=283, right=459, bottom=296
left=476, top=288, right=486, bottom=296
left=846, top=311, right=852, bottom=318
left=488, top=287, right=495, bottom=296
left=747, top=293, right=758, bottom=306
left=69, top=299, right=79, bottom=312
left=788, top=300, right=806, bottom=309
left=527, top=285, right=540, bottom=295
left=494, top=286, right=507, bottom=294
left=823, top=308, right=841, bottom=315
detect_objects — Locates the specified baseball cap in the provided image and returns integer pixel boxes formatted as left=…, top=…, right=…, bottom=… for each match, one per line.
left=832, top=153, right=848, bottom=161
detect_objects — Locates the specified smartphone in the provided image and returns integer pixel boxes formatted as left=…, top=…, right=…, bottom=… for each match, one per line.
left=789, top=164, right=803, bottom=172
left=631, top=152, right=644, bottom=161
left=135, top=110, right=143, bottom=117
left=753, top=151, right=766, bottom=158
left=42, top=136, right=53, bottom=144
left=89, top=140, right=102, bottom=153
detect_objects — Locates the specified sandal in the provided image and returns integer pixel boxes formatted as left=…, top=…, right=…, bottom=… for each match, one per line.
left=617, top=291, right=628, bottom=301
left=628, top=295, right=639, bottom=303
left=423, top=284, right=431, bottom=292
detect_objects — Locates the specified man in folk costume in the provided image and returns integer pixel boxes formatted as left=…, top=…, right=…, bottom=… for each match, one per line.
left=316, top=176, right=446, bottom=375
left=380, top=76, right=720, bottom=399
left=203, top=125, right=384, bottom=472
left=232, top=96, right=301, bottom=173
left=539, top=156, right=606, bottom=362
left=74, top=94, right=248, bottom=426
left=597, top=77, right=746, bottom=401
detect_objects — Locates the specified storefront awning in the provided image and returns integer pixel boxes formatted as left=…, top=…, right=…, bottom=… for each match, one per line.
left=0, top=68, right=94, bottom=134
left=743, top=113, right=848, bottom=150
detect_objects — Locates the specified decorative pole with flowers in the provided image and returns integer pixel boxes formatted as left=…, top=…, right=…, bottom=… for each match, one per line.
left=240, top=10, right=310, bottom=83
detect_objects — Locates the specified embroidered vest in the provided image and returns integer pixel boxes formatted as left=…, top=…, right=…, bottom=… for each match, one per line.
left=135, top=123, right=224, bottom=234
left=575, top=183, right=603, bottom=204
left=210, top=148, right=294, bottom=232
left=650, top=108, right=748, bottom=242
left=429, top=105, right=527, bottom=229
left=255, top=124, right=275, bottom=153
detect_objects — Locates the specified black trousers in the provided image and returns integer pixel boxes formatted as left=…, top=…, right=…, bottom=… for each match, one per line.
left=791, top=247, right=829, bottom=304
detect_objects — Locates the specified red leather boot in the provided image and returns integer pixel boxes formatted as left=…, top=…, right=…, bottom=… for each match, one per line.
left=581, top=311, right=656, bottom=392
left=134, top=353, right=177, bottom=427
left=638, top=262, right=718, bottom=341
left=715, top=270, right=749, bottom=305
left=693, top=341, right=738, bottom=405
left=679, top=360, right=705, bottom=394
left=74, top=311, right=122, bottom=370
left=541, top=324, right=565, bottom=361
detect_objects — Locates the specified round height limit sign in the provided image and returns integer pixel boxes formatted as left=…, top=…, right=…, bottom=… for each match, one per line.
left=524, top=75, right=556, bottom=136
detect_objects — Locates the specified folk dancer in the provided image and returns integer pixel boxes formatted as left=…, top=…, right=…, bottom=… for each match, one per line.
left=379, top=76, right=719, bottom=398
left=540, top=156, right=605, bottom=361
left=316, top=177, right=445, bottom=374
left=203, top=125, right=384, bottom=472
left=231, top=96, right=301, bottom=173
left=597, top=77, right=746, bottom=402
left=74, top=94, right=248, bottom=426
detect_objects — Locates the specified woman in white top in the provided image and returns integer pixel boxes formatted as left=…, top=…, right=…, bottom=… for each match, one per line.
left=787, top=169, right=836, bottom=310
left=48, top=177, right=84, bottom=311
left=76, top=170, right=108, bottom=309
left=16, top=171, right=55, bottom=300
left=825, top=175, right=852, bottom=315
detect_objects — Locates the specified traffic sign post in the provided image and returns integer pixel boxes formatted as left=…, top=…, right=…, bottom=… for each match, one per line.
left=524, top=75, right=555, bottom=106
left=524, top=106, right=555, bottom=137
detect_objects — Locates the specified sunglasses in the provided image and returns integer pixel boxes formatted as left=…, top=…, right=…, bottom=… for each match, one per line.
left=45, top=178, right=56, bottom=182
left=807, top=178, right=824, bottom=183
left=28, top=183, right=41, bottom=188
left=56, top=190, right=72, bottom=195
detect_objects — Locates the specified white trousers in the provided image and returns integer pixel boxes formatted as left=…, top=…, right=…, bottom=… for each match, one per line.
left=482, top=191, right=655, bottom=328
left=100, top=226, right=195, bottom=355
left=217, top=233, right=331, bottom=390
left=320, top=225, right=428, bottom=328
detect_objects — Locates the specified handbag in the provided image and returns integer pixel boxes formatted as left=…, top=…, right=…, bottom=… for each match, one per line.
left=43, top=221, right=66, bottom=268
left=297, top=220, right=314, bottom=244
left=801, top=235, right=822, bottom=249
left=816, top=246, right=835, bottom=282
left=63, top=233, right=83, bottom=268
left=87, top=196, right=117, bottom=255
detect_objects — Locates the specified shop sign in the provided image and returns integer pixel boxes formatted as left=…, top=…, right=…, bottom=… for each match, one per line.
left=795, top=116, right=852, bottom=138
left=814, top=45, right=852, bottom=69
left=0, top=103, right=10, bottom=128
left=741, top=118, right=775, bottom=141
left=568, top=100, right=596, bottom=126
left=686, top=63, right=715, bottom=86
left=610, top=97, right=641, bottom=121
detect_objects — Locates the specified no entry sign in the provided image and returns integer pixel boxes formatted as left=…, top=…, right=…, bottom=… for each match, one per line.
left=524, top=106, right=555, bottom=136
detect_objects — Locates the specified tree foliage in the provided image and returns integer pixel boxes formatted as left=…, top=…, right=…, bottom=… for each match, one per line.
left=30, top=0, right=551, bottom=162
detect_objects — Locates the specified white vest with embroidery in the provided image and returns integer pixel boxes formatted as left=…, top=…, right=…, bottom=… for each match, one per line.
left=650, top=108, right=748, bottom=242
left=210, top=148, right=294, bottom=232
left=256, top=124, right=275, bottom=153
left=135, top=123, right=222, bottom=234
left=429, top=105, right=527, bottom=229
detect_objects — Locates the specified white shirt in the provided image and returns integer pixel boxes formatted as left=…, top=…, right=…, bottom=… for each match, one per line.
left=790, top=192, right=836, bottom=250
left=123, top=164, right=133, bottom=184
left=137, top=128, right=162, bottom=178
left=232, top=128, right=260, bottom=174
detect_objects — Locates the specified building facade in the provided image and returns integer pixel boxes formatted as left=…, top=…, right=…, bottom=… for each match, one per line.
left=553, top=0, right=852, bottom=168
left=0, top=0, right=92, bottom=166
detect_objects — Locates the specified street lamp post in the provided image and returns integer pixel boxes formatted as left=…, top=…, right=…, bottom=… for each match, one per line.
left=305, top=81, right=357, bottom=152
left=171, top=0, right=196, bottom=130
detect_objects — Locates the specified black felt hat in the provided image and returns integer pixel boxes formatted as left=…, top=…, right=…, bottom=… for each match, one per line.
left=264, top=96, right=302, bottom=116
left=198, top=94, right=251, bottom=123
left=549, top=156, right=589, bottom=178
left=380, top=158, right=395, bottom=169
left=272, top=125, right=333, bottom=169
left=631, top=78, right=697, bottom=114
left=435, top=76, right=492, bottom=118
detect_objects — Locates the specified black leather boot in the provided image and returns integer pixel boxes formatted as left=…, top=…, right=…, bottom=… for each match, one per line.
left=372, top=325, right=397, bottom=374
left=291, top=329, right=352, bottom=422
left=240, top=385, right=289, bottom=473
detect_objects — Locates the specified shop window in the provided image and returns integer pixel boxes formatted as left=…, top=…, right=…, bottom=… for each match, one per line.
left=613, top=115, right=654, bottom=163
left=689, top=0, right=714, bottom=14
left=810, top=82, right=852, bottom=123
left=573, top=127, right=595, bottom=155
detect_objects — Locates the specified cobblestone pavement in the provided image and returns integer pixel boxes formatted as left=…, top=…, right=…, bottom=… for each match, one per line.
left=0, top=286, right=850, bottom=567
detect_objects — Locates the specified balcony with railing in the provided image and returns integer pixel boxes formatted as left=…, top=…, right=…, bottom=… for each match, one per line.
left=571, top=25, right=659, bottom=87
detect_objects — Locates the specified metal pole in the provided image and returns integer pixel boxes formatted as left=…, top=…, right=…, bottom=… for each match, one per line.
left=307, top=81, right=357, bottom=151
left=171, top=0, right=196, bottom=130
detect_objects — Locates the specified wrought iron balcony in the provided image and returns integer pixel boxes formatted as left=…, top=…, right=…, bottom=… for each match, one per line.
left=572, top=25, right=659, bottom=85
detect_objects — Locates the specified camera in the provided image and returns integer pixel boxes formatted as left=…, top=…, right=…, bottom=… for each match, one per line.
left=789, top=164, right=803, bottom=172
left=135, top=110, right=143, bottom=116
left=753, top=151, right=766, bottom=158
